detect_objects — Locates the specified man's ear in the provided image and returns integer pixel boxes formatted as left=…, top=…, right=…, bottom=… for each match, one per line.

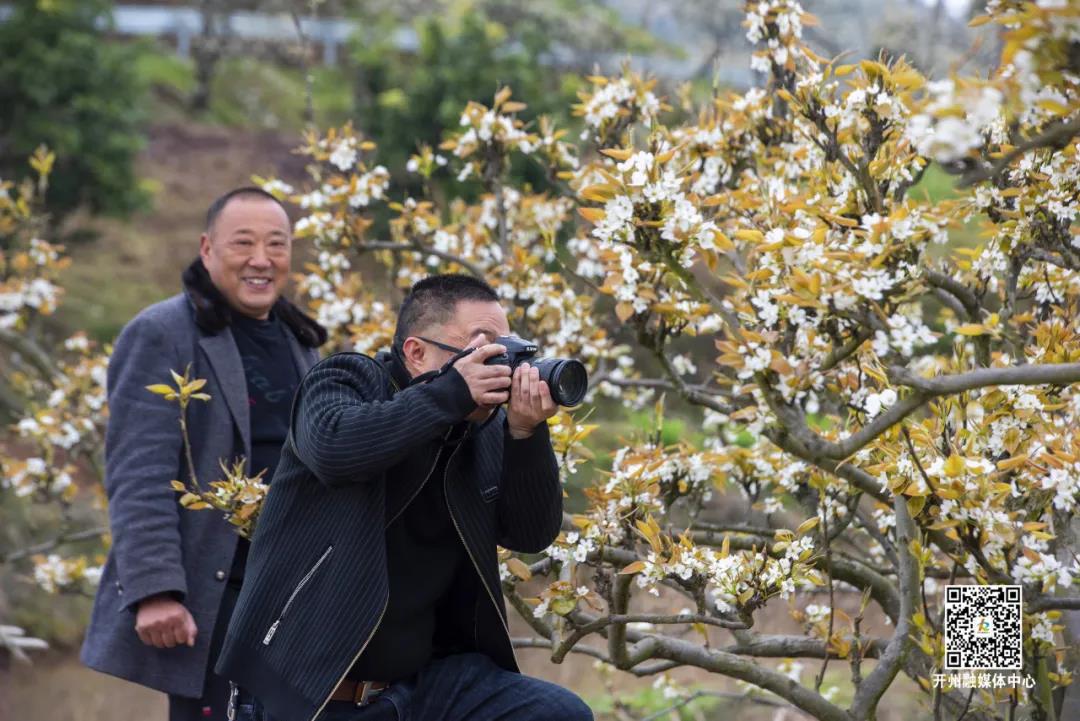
left=199, top=232, right=212, bottom=263
left=401, top=337, right=426, bottom=373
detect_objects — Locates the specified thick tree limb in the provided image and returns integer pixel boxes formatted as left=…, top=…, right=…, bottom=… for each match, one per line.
left=721, top=632, right=886, bottom=660
left=646, top=635, right=854, bottom=721
left=1026, top=596, right=1080, bottom=613
left=640, top=689, right=789, bottom=720
left=850, top=493, right=919, bottom=719
left=762, top=362, right=1080, bottom=463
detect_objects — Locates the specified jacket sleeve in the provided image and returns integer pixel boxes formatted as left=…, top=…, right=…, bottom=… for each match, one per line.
left=292, top=353, right=478, bottom=487
left=496, top=418, right=563, bottom=554
left=104, top=313, right=188, bottom=609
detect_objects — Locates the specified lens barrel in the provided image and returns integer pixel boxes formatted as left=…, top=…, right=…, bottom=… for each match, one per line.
left=533, top=357, right=588, bottom=407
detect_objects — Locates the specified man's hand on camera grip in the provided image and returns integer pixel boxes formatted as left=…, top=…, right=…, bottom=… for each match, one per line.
left=452, top=343, right=512, bottom=408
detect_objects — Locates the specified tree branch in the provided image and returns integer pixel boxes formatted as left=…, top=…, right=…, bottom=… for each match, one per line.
left=957, top=115, right=1080, bottom=187
left=762, top=362, right=1080, bottom=463
left=2, top=525, right=108, bottom=564
left=850, top=493, right=918, bottom=719
left=647, top=635, right=854, bottom=721
left=356, top=240, right=487, bottom=280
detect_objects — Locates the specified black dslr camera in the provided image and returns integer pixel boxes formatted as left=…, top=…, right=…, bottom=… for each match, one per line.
left=485, top=336, right=588, bottom=407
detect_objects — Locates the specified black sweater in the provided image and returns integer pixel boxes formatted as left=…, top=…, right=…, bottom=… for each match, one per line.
left=228, top=309, right=301, bottom=585
left=346, top=421, right=468, bottom=682
left=215, top=351, right=562, bottom=721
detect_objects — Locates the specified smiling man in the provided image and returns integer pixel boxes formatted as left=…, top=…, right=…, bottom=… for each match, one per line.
left=81, top=188, right=327, bottom=721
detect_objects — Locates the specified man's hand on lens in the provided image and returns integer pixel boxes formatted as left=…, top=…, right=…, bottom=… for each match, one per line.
left=452, top=343, right=513, bottom=415
left=135, top=594, right=198, bottom=649
left=506, top=363, right=557, bottom=439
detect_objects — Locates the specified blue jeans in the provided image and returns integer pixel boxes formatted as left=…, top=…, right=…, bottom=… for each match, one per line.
left=234, top=652, right=593, bottom=721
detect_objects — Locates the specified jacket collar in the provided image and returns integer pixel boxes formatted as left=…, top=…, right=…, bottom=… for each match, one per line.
left=181, top=257, right=328, bottom=348
left=375, top=348, right=415, bottom=391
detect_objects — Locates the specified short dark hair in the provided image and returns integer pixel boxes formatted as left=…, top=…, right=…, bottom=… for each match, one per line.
left=205, top=186, right=289, bottom=233
left=394, top=274, right=499, bottom=349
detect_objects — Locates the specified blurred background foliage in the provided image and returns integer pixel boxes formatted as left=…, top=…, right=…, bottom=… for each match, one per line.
left=0, top=0, right=150, bottom=228
left=1, top=0, right=994, bottom=664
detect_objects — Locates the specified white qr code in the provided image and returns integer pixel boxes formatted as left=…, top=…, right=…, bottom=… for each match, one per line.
left=944, top=585, right=1023, bottom=670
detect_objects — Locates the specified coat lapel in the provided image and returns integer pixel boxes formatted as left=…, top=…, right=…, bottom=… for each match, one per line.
left=198, top=330, right=252, bottom=462
left=284, top=322, right=318, bottom=375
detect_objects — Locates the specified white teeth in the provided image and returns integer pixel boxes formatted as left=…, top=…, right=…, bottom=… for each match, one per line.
left=244, top=278, right=271, bottom=286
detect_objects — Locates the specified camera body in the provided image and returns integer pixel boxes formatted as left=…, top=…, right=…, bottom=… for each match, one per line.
left=484, top=335, right=588, bottom=407
left=484, top=336, right=539, bottom=368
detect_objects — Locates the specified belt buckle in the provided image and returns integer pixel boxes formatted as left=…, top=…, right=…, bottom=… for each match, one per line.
left=356, top=680, right=378, bottom=707
left=227, top=682, right=239, bottom=721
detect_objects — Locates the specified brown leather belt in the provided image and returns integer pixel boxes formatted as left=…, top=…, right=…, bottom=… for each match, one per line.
left=329, top=678, right=391, bottom=705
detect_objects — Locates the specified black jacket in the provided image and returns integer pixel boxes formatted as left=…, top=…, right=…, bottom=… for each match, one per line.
left=215, top=350, right=563, bottom=721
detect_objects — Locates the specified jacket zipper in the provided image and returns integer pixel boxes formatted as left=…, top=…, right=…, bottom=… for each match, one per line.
left=263, top=544, right=334, bottom=645
left=385, top=427, right=453, bottom=527
left=306, top=438, right=450, bottom=721
left=443, top=443, right=521, bottom=670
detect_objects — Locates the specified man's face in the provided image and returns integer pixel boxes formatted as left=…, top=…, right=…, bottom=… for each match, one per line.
left=403, top=299, right=510, bottom=378
left=199, top=197, right=292, bottom=320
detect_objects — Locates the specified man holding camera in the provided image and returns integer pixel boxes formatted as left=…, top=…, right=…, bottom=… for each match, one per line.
left=217, top=274, right=592, bottom=720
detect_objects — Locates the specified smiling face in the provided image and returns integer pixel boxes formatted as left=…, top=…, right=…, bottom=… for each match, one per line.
left=401, top=299, right=511, bottom=378
left=199, top=195, right=292, bottom=320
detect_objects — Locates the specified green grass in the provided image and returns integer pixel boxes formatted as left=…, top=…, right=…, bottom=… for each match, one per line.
left=908, top=163, right=959, bottom=203
left=127, top=42, right=354, bottom=131
left=908, top=162, right=984, bottom=253
left=133, top=45, right=196, bottom=95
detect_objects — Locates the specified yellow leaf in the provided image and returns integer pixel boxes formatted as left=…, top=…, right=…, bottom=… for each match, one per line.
left=796, top=517, right=820, bottom=535
left=734, top=229, right=764, bottom=243
left=170, top=369, right=185, bottom=387
left=146, top=384, right=176, bottom=396
left=170, top=480, right=187, bottom=492
left=578, top=207, right=605, bottom=224
left=619, top=561, right=647, bottom=575
left=1037, top=99, right=1070, bottom=116
left=712, top=230, right=734, bottom=251
left=580, top=185, right=616, bottom=202
left=493, top=86, right=513, bottom=108
left=501, top=101, right=527, bottom=114
left=29, top=146, right=55, bottom=177
left=551, top=597, right=577, bottom=616
left=996, top=454, right=1029, bottom=472
left=943, top=454, right=966, bottom=478
left=954, top=323, right=987, bottom=336
left=599, top=148, right=633, bottom=161
left=505, top=557, right=532, bottom=581
left=655, top=149, right=677, bottom=164
left=615, top=302, right=635, bottom=322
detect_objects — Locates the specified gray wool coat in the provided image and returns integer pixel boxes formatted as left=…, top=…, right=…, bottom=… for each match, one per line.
left=80, top=288, right=321, bottom=698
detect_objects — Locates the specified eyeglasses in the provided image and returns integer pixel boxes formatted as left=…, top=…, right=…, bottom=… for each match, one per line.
left=415, top=336, right=467, bottom=354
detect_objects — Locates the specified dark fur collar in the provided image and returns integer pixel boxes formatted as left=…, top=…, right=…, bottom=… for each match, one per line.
left=181, top=257, right=328, bottom=348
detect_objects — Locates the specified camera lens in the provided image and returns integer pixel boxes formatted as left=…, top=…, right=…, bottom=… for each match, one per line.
left=535, top=358, right=588, bottom=407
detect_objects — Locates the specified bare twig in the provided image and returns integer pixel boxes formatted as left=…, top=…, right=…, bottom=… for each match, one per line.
left=2, top=525, right=108, bottom=564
